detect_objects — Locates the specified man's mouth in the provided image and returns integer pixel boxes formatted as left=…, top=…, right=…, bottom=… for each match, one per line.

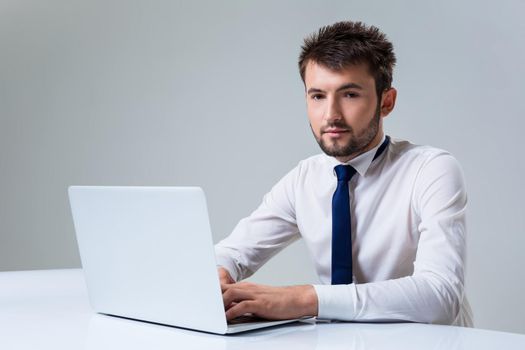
left=323, top=128, right=349, bottom=137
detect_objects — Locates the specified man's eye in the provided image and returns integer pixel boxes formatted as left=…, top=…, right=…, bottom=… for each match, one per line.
left=311, top=94, right=324, bottom=100
left=345, top=92, right=359, bottom=98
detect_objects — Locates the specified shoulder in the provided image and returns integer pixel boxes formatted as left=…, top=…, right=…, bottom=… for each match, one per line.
left=388, top=138, right=466, bottom=201
left=386, top=137, right=466, bottom=194
left=270, top=154, right=323, bottom=189
left=293, top=153, right=333, bottom=177
left=271, top=153, right=332, bottom=191
left=298, top=153, right=328, bottom=168
left=389, top=137, right=450, bottom=161
left=388, top=137, right=463, bottom=174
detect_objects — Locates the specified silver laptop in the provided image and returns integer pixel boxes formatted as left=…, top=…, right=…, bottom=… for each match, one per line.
left=68, top=186, right=306, bottom=334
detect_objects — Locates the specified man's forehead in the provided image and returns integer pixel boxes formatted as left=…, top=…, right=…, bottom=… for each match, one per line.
left=304, top=60, right=374, bottom=88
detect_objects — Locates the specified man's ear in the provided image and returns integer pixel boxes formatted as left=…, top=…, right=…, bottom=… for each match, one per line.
left=380, top=87, right=397, bottom=118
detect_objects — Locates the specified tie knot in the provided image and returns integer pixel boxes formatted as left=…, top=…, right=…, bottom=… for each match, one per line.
left=334, top=164, right=356, bottom=182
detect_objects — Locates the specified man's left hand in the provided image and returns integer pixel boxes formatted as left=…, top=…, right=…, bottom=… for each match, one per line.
left=221, top=281, right=318, bottom=321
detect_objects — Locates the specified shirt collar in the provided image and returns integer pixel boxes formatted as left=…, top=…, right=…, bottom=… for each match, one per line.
left=325, top=133, right=386, bottom=178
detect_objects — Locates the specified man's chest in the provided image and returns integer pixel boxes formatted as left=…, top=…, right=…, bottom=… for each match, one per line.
left=294, top=168, right=421, bottom=281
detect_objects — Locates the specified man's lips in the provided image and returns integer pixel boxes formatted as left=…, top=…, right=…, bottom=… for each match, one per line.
left=323, top=128, right=348, bottom=133
left=323, top=128, right=349, bottom=137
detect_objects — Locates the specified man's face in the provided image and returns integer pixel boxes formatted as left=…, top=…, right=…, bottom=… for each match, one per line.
left=305, top=61, right=383, bottom=161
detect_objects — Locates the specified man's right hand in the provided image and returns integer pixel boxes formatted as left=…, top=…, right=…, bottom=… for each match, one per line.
left=218, top=267, right=235, bottom=287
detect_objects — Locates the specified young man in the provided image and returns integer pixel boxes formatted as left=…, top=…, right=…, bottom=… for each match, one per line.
left=215, top=21, right=473, bottom=326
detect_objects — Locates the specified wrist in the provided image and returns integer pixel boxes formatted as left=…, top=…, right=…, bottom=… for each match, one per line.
left=298, top=284, right=318, bottom=317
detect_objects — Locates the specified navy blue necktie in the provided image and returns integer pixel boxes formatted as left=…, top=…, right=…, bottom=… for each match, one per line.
left=331, top=164, right=356, bottom=285
left=331, top=136, right=390, bottom=285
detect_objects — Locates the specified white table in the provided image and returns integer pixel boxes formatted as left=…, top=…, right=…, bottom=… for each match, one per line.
left=1, top=269, right=524, bottom=350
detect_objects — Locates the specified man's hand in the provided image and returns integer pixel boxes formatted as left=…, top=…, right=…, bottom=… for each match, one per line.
left=221, top=281, right=318, bottom=321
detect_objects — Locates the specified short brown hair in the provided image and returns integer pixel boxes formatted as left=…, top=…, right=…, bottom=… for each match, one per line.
left=298, top=21, right=396, bottom=98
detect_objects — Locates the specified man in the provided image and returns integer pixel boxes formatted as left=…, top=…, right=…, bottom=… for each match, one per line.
left=215, top=21, right=473, bottom=326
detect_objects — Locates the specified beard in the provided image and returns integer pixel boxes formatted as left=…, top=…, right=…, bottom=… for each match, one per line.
left=311, top=102, right=381, bottom=159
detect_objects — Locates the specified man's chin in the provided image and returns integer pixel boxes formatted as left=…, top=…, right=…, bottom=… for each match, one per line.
left=320, top=144, right=351, bottom=158
left=324, top=150, right=352, bottom=158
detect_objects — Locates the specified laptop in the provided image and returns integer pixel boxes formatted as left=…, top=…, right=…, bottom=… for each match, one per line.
left=68, top=186, right=308, bottom=334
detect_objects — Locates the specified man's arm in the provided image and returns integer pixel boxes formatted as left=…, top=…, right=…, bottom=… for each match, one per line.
left=216, top=162, right=316, bottom=320
left=214, top=162, right=302, bottom=282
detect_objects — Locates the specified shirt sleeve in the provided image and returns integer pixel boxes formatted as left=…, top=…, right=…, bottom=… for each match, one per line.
left=214, top=162, right=302, bottom=282
left=314, top=152, right=468, bottom=325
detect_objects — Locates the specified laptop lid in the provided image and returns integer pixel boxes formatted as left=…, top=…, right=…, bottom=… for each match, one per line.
left=68, top=186, right=229, bottom=334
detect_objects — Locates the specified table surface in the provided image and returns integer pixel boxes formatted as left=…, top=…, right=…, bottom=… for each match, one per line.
left=1, top=269, right=524, bottom=350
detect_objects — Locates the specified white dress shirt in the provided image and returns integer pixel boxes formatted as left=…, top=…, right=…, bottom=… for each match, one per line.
left=214, top=134, right=473, bottom=326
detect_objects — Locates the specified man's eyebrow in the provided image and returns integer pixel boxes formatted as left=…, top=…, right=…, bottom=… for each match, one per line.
left=336, top=83, right=364, bottom=91
left=307, top=83, right=364, bottom=94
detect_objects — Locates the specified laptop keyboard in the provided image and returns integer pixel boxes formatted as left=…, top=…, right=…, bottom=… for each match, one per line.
left=227, top=314, right=268, bottom=325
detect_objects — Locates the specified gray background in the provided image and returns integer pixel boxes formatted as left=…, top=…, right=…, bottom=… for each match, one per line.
left=1, top=0, right=524, bottom=334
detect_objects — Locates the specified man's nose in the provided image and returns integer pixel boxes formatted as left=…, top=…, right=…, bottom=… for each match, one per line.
left=324, top=97, right=342, bottom=122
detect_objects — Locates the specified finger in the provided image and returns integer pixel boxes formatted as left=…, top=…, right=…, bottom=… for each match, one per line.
left=222, top=287, right=253, bottom=308
left=220, top=282, right=228, bottom=292
left=225, top=301, right=237, bottom=311
left=219, top=276, right=232, bottom=287
left=221, top=280, right=257, bottom=292
left=222, top=287, right=252, bottom=308
left=220, top=282, right=236, bottom=293
left=226, top=300, right=258, bottom=321
left=218, top=267, right=234, bottom=284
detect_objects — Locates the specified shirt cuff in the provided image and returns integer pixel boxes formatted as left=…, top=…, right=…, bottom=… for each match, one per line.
left=313, top=284, right=357, bottom=321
